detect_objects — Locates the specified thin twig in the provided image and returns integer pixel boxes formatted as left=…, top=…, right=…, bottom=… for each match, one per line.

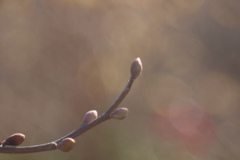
left=0, top=58, right=142, bottom=154
left=55, top=77, right=135, bottom=143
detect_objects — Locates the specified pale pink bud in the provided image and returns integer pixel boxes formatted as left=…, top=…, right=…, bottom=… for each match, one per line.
left=57, top=138, right=75, bottom=152
left=110, top=108, right=129, bottom=120
left=130, top=57, right=142, bottom=79
left=2, top=133, right=25, bottom=146
left=82, top=110, right=98, bottom=125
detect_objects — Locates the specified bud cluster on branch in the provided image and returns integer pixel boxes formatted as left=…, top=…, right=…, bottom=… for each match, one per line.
left=0, top=57, right=142, bottom=154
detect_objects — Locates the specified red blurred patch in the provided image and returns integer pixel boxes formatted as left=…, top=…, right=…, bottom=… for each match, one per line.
left=151, top=102, right=216, bottom=154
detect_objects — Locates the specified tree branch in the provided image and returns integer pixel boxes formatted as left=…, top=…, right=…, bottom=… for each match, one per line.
left=0, top=57, right=142, bottom=154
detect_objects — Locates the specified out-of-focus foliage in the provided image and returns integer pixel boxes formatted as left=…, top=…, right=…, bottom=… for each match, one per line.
left=0, top=0, right=240, bottom=159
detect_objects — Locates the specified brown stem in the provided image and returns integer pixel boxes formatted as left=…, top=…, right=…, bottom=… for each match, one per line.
left=0, top=58, right=142, bottom=154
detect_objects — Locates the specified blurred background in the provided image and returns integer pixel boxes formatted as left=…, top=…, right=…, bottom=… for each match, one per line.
left=0, top=0, right=240, bottom=159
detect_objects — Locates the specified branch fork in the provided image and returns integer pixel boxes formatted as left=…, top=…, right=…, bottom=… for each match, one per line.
left=0, top=57, right=142, bottom=154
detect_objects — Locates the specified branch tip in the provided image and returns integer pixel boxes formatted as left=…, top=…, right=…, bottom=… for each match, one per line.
left=130, top=57, right=142, bottom=80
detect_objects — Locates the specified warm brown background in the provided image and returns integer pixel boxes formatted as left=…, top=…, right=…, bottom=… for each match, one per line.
left=0, top=0, right=240, bottom=159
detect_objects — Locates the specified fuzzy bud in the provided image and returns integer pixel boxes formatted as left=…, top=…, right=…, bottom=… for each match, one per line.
left=130, top=57, right=142, bottom=79
left=2, top=133, right=25, bottom=146
left=110, top=108, right=129, bottom=120
left=82, top=110, right=98, bottom=125
left=57, top=138, right=75, bottom=152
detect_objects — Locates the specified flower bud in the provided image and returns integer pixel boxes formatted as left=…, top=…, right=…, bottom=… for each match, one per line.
left=110, top=108, right=129, bottom=120
left=82, top=110, right=98, bottom=125
left=2, top=133, right=25, bottom=146
left=130, top=57, right=142, bottom=79
left=57, top=138, right=75, bottom=152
